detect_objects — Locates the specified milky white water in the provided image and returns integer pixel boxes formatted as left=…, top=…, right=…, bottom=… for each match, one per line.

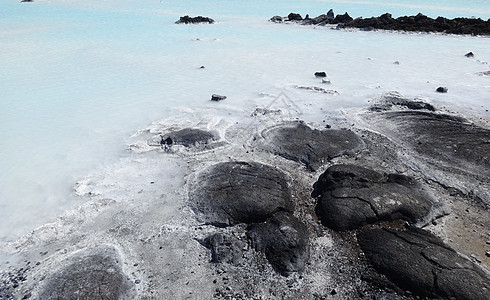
left=1, top=0, right=489, bottom=243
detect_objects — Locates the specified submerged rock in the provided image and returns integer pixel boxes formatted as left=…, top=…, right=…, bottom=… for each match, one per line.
left=39, top=246, right=131, bottom=300
left=176, top=15, right=215, bottom=24
left=313, top=164, right=434, bottom=231
left=161, top=128, right=217, bottom=148
left=260, top=122, right=363, bottom=171
left=188, top=161, right=294, bottom=227
left=247, top=212, right=309, bottom=276
left=358, top=227, right=490, bottom=300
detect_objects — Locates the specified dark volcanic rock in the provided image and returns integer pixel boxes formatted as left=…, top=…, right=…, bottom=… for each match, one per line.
left=205, top=233, right=246, bottom=265
left=326, top=9, right=335, bottom=20
left=175, top=15, right=215, bottom=24
left=274, top=11, right=490, bottom=35
left=247, top=212, right=310, bottom=276
left=287, top=13, right=303, bottom=21
left=211, top=94, right=227, bottom=101
left=39, top=246, right=130, bottom=300
left=465, top=51, right=475, bottom=57
left=312, top=164, right=434, bottom=231
left=261, top=122, right=363, bottom=171
left=436, top=86, right=448, bottom=93
left=370, top=92, right=436, bottom=112
left=161, top=128, right=217, bottom=147
left=314, top=71, right=327, bottom=78
left=377, top=111, right=490, bottom=179
left=358, top=227, right=490, bottom=300
left=189, top=161, right=294, bottom=227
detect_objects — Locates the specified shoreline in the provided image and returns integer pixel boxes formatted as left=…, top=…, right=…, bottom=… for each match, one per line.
left=1, top=91, right=488, bottom=299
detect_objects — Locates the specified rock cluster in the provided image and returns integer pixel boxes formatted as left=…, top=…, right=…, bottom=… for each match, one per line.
left=175, top=15, right=215, bottom=24
left=271, top=10, right=490, bottom=35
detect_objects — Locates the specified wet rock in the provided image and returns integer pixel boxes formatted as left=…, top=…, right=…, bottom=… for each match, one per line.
left=311, top=14, right=328, bottom=25
left=465, top=51, right=475, bottom=58
left=211, top=94, right=227, bottom=101
left=176, top=15, right=215, bottom=24
left=313, top=164, right=434, bottom=231
left=358, top=227, right=490, bottom=300
left=326, top=9, right=335, bottom=20
left=188, top=161, right=294, bottom=226
left=314, top=71, right=327, bottom=78
left=287, top=13, right=303, bottom=21
left=436, top=86, right=448, bottom=93
left=39, top=246, right=131, bottom=300
left=161, top=128, right=217, bottom=147
left=205, top=233, right=246, bottom=265
left=247, top=212, right=309, bottom=276
left=260, top=122, right=363, bottom=171
left=333, top=12, right=353, bottom=24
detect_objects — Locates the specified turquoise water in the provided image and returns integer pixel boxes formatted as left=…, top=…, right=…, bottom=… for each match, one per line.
left=1, top=0, right=490, bottom=242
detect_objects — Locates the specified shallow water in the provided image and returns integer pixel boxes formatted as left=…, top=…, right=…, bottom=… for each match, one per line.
left=1, top=0, right=489, bottom=243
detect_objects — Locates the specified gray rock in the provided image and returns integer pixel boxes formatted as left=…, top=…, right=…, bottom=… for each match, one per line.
left=39, top=246, right=131, bottom=300
left=161, top=128, right=217, bottom=147
left=313, top=164, right=434, bottom=231
left=205, top=233, right=246, bottom=265
left=358, top=227, right=490, bottom=300
left=261, top=122, right=363, bottom=171
left=327, top=9, right=335, bottom=20
left=247, top=212, right=309, bottom=276
left=370, top=93, right=435, bottom=112
left=188, top=161, right=294, bottom=227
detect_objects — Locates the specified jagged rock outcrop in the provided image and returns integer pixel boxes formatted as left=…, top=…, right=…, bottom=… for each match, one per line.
left=176, top=15, right=215, bottom=24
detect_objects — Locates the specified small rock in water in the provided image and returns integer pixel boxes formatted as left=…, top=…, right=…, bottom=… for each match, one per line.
left=211, top=94, right=227, bottom=101
left=436, top=86, right=448, bottom=93
left=465, top=52, right=474, bottom=58
left=393, top=61, right=400, bottom=65
left=314, top=71, right=327, bottom=78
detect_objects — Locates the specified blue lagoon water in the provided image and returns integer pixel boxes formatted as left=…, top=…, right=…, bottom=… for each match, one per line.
left=1, top=0, right=490, bottom=242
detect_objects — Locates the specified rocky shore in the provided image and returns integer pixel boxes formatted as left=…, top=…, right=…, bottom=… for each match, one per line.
left=271, top=10, right=490, bottom=35
left=1, top=91, right=488, bottom=299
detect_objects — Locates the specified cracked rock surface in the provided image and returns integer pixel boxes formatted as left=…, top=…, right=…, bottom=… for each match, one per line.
left=247, top=211, right=310, bottom=276
left=313, top=164, right=435, bottom=231
left=161, top=128, right=217, bottom=147
left=357, top=227, right=490, bottom=300
left=188, top=161, right=294, bottom=226
left=260, top=122, right=363, bottom=171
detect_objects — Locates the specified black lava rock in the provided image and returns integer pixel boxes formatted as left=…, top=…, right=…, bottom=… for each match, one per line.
left=358, top=227, right=490, bottom=300
left=313, top=164, right=434, bottom=231
left=211, top=94, right=227, bottom=101
left=314, top=71, right=327, bottom=78
left=247, top=212, right=309, bottom=276
left=260, top=122, right=363, bottom=171
left=175, top=15, right=215, bottom=24
left=39, top=246, right=131, bottom=300
left=161, top=128, right=217, bottom=147
left=287, top=13, right=303, bottom=21
left=205, top=233, right=246, bottom=265
left=436, top=86, right=448, bottom=93
left=465, top=51, right=475, bottom=57
left=188, top=161, right=294, bottom=227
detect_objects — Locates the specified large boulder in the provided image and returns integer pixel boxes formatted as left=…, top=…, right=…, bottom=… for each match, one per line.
left=188, top=161, right=294, bottom=227
left=260, top=122, right=363, bottom=171
left=358, top=227, right=490, bottom=300
left=247, top=212, right=310, bottom=276
left=39, top=246, right=131, bottom=299
left=313, top=164, right=434, bottom=231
